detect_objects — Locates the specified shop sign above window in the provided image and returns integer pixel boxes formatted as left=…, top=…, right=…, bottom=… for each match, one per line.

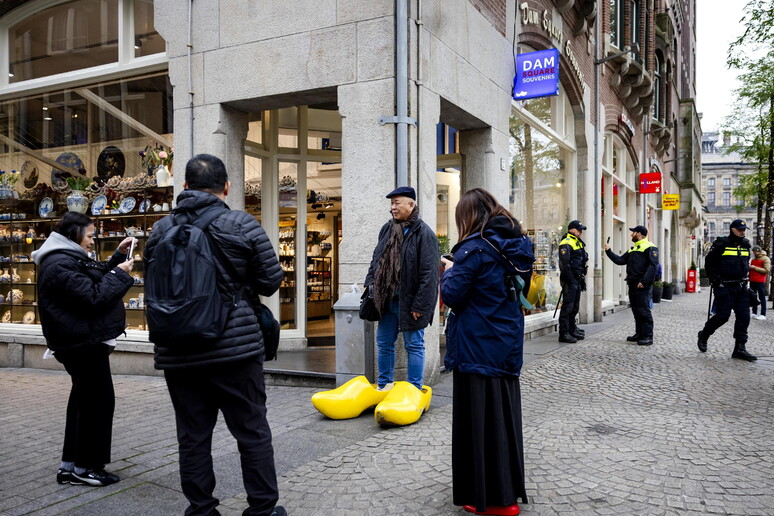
left=639, top=172, right=662, bottom=194
left=662, top=194, right=680, bottom=210
left=513, top=48, right=560, bottom=101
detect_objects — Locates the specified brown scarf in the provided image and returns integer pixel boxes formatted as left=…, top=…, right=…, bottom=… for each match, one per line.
left=373, top=205, right=420, bottom=314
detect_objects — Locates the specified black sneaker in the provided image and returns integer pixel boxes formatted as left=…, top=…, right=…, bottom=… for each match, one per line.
left=57, top=469, right=73, bottom=484
left=558, top=334, right=577, bottom=343
left=626, top=334, right=641, bottom=342
left=271, top=507, right=288, bottom=516
left=697, top=331, right=708, bottom=352
left=70, top=469, right=120, bottom=486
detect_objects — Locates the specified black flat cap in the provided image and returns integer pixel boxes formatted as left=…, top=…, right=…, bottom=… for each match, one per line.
left=629, top=225, right=648, bottom=236
left=568, top=220, right=586, bottom=231
left=386, top=186, right=416, bottom=200
left=730, top=219, right=747, bottom=230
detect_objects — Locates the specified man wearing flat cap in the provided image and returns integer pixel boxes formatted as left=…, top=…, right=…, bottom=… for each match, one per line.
left=604, top=225, right=659, bottom=346
left=697, top=219, right=757, bottom=361
left=557, top=220, right=589, bottom=343
left=363, top=186, right=439, bottom=392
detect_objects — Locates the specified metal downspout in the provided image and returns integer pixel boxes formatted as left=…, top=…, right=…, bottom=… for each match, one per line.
left=593, top=10, right=602, bottom=321
left=396, top=0, right=409, bottom=187
left=188, top=0, right=194, bottom=155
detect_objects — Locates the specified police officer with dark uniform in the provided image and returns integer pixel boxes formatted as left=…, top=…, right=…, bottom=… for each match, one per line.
left=604, top=225, right=659, bottom=346
left=697, top=219, right=757, bottom=361
left=558, top=220, right=589, bottom=343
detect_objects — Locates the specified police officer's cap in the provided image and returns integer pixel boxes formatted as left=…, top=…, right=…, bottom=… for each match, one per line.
left=629, top=225, right=648, bottom=236
left=385, top=186, right=416, bottom=200
left=568, top=220, right=587, bottom=231
left=730, top=219, right=747, bottom=230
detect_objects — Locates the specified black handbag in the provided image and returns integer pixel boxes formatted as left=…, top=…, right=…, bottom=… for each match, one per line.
left=748, top=288, right=761, bottom=309
left=359, top=284, right=381, bottom=321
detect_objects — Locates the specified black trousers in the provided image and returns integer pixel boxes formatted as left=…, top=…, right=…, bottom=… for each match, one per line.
left=628, top=283, right=653, bottom=338
left=164, top=356, right=278, bottom=516
left=558, top=281, right=581, bottom=335
left=56, top=344, right=115, bottom=470
left=703, top=282, right=750, bottom=343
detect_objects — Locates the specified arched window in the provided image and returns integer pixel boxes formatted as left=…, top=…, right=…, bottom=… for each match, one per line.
left=653, top=52, right=663, bottom=121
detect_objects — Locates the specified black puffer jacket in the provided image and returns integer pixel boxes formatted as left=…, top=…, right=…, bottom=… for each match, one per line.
left=144, top=190, right=282, bottom=369
left=364, top=217, right=440, bottom=331
left=33, top=232, right=134, bottom=351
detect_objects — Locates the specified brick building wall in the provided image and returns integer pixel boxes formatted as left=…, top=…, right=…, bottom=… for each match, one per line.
left=468, top=0, right=506, bottom=35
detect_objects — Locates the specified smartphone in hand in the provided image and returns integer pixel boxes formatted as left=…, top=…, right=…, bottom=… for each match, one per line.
left=442, top=254, right=454, bottom=262
left=126, top=238, right=136, bottom=261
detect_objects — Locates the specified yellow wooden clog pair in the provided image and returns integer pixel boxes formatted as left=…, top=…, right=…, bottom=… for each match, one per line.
left=311, top=375, right=432, bottom=426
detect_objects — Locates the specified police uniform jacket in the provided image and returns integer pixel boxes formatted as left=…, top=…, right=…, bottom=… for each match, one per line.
left=605, top=239, right=659, bottom=285
left=705, top=233, right=750, bottom=283
left=558, top=233, right=588, bottom=284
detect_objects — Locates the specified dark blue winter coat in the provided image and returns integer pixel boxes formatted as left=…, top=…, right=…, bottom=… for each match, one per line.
left=441, top=216, right=534, bottom=377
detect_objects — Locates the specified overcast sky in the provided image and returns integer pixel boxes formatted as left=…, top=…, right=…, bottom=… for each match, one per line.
left=695, top=0, right=747, bottom=133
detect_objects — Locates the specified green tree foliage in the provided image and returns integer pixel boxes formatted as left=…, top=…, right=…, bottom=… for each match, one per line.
left=724, top=0, right=774, bottom=251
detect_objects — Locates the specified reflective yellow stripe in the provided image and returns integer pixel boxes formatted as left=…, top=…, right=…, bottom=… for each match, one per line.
left=629, top=239, right=655, bottom=253
left=560, top=234, right=584, bottom=250
left=722, top=247, right=750, bottom=257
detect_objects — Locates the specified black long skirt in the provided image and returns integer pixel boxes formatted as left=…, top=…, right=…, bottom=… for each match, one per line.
left=452, top=371, right=528, bottom=511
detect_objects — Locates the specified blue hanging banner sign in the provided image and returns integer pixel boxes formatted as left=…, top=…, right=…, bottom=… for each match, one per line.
left=513, top=48, right=560, bottom=101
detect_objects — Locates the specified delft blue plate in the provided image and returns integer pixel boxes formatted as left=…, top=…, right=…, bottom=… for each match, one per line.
left=52, top=152, right=85, bottom=186
left=39, top=197, right=53, bottom=218
left=91, top=195, right=107, bottom=215
left=138, top=199, right=151, bottom=213
left=119, top=196, right=136, bottom=214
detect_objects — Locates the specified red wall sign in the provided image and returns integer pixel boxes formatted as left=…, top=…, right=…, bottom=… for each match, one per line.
left=639, top=172, right=662, bottom=194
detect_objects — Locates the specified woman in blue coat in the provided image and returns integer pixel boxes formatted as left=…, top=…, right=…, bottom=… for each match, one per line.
left=440, top=188, right=534, bottom=516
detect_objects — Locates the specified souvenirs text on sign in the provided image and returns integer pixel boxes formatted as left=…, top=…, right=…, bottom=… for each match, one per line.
left=513, top=48, right=560, bottom=100
left=662, top=194, right=680, bottom=210
left=639, top=172, right=662, bottom=194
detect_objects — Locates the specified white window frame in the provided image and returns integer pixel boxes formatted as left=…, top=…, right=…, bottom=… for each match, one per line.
left=0, top=0, right=166, bottom=99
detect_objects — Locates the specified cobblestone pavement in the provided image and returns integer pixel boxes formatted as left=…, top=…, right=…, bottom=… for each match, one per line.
left=1, top=290, right=773, bottom=515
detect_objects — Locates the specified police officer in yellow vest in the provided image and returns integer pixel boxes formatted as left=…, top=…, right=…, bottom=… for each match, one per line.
left=604, top=225, right=659, bottom=346
left=697, top=219, right=757, bottom=361
left=558, top=220, right=589, bottom=343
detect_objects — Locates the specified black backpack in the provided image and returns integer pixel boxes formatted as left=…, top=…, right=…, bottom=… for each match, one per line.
left=146, top=208, right=242, bottom=343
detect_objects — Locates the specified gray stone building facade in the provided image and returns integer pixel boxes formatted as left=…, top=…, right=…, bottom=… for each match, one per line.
left=0, top=0, right=705, bottom=382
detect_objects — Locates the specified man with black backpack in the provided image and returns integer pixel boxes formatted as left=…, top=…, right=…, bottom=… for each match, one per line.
left=144, top=154, right=286, bottom=516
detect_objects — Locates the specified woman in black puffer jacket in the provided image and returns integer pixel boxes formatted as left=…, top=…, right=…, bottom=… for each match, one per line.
left=32, top=212, right=135, bottom=487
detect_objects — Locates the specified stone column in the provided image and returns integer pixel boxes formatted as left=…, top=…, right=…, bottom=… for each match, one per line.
left=338, top=79, right=395, bottom=382
left=171, top=104, right=248, bottom=209
left=459, top=126, right=509, bottom=203
left=416, top=87, right=441, bottom=387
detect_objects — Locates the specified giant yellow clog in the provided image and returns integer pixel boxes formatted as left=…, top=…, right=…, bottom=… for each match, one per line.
left=311, top=376, right=389, bottom=419
left=374, top=381, right=432, bottom=427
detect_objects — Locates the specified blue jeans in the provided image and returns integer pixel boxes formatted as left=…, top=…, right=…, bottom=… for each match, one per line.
left=751, top=281, right=767, bottom=316
left=376, top=299, right=425, bottom=389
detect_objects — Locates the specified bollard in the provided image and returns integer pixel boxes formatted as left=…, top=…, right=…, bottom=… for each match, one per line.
left=333, top=286, right=376, bottom=386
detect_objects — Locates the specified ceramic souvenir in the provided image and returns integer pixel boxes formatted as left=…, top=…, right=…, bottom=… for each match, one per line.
left=1, top=311, right=10, bottom=323
left=39, top=197, right=54, bottom=218
left=119, top=197, right=136, bottom=213
left=8, top=289, right=23, bottom=303
left=138, top=199, right=151, bottom=213
left=91, top=194, right=108, bottom=215
left=22, top=311, right=35, bottom=324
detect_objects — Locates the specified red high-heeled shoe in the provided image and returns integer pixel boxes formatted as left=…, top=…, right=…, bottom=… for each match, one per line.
left=463, top=504, right=520, bottom=515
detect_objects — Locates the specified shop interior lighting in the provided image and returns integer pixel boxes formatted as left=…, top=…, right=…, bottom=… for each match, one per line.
left=42, top=106, right=48, bottom=110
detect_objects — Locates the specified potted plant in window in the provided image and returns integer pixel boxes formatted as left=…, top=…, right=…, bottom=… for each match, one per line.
left=65, top=176, right=92, bottom=214
left=661, top=281, right=674, bottom=300
left=652, top=280, right=663, bottom=303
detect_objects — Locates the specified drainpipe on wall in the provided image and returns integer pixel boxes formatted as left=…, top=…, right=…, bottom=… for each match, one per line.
left=187, top=0, right=194, bottom=155
left=592, top=11, right=603, bottom=322
left=380, top=0, right=416, bottom=187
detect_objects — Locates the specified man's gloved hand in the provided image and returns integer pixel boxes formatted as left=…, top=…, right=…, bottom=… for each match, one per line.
left=578, top=278, right=587, bottom=292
